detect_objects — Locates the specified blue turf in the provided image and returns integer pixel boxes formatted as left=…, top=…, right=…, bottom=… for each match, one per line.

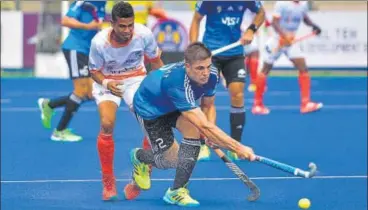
left=1, top=77, right=367, bottom=210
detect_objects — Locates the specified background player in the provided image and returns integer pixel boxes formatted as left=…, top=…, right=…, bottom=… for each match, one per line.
left=252, top=1, right=322, bottom=115
left=88, top=2, right=163, bottom=200
left=38, top=1, right=105, bottom=142
left=125, top=42, right=255, bottom=206
left=189, top=1, right=265, bottom=161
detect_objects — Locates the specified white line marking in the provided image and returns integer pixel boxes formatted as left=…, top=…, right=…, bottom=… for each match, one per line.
left=1, top=175, right=366, bottom=184
left=1, top=104, right=366, bottom=112
left=3, top=90, right=367, bottom=98
left=0, top=99, right=11, bottom=104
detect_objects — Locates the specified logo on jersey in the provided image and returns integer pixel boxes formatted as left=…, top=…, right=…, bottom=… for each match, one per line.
left=152, top=19, right=188, bottom=52
left=124, top=51, right=143, bottom=65
left=106, top=60, right=117, bottom=71
left=222, top=17, right=240, bottom=26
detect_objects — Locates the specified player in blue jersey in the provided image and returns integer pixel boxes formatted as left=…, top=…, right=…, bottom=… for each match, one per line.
left=189, top=1, right=265, bottom=161
left=37, top=1, right=105, bottom=142
left=124, top=42, right=256, bottom=206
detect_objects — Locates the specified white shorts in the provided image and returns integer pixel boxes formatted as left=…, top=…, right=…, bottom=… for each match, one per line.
left=262, top=37, right=303, bottom=64
left=243, top=36, right=259, bottom=55
left=92, top=76, right=145, bottom=109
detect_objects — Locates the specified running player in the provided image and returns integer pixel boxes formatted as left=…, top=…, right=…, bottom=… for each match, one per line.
left=252, top=1, right=322, bottom=115
left=38, top=1, right=105, bottom=142
left=189, top=1, right=265, bottom=161
left=125, top=42, right=256, bottom=206
left=88, top=2, right=163, bottom=200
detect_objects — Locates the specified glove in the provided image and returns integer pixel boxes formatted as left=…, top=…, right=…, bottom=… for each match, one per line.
left=312, top=25, right=321, bottom=35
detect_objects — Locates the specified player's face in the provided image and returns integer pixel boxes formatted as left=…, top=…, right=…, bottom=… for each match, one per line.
left=186, top=58, right=212, bottom=85
left=111, top=17, right=134, bottom=42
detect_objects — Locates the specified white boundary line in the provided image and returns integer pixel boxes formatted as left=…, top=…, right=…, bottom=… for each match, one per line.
left=3, top=90, right=368, bottom=98
left=1, top=104, right=367, bottom=112
left=1, top=175, right=367, bottom=184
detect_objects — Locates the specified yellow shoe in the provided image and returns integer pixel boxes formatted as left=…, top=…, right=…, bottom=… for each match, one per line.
left=130, top=148, right=151, bottom=190
left=163, top=187, right=200, bottom=207
left=197, top=145, right=211, bottom=161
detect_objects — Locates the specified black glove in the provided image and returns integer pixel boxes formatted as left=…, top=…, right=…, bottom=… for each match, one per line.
left=312, top=25, right=321, bottom=35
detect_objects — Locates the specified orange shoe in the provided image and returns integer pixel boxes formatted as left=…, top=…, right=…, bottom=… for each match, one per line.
left=300, top=101, right=323, bottom=114
left=252, top=104, right=270, bottom=115
left=124, top=181, right=141, bottom=200
left=102, top=174, right=118, bottom=201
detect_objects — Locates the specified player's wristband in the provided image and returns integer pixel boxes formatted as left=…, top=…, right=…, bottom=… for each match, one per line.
left=102, top=79, right=113, bottom=89
left=247, top=24, right=258, bottom=33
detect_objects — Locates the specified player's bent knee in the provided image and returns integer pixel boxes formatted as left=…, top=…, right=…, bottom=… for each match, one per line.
left=100, top=119, right=115, bottom=134
left=73, top=78, right=91, bottom=98
left=154, top=153, right=178, bottom=169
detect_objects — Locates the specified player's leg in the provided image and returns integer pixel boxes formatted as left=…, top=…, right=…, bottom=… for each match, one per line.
left=221, top=56, right=247, bottom=160
left=121, top=76, right=152, bottom=152
left=124, top=112, right=180, bottom=199
left=289, top=57, right=323, bottom=113
left=244, top=38, right=260, bottom=92
left=37, top=50, right=74, bottom=129
left=252, top=39, right=282, bottom=115
left=93, top=82, right=122, bottom=201
left=49, top=50, right=92, bottom=141
left=163, top=113, right=201, bottom=207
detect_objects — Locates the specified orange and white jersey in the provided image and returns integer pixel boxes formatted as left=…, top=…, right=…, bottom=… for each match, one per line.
left=272, top=1, right=308, bottom=36
left=88, top=23, right=161, bottom=80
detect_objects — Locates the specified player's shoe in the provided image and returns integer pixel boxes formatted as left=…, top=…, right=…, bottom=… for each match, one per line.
left=227, top=151, right=239, bottom=161
left=50, top=129, right=83, bottom=142
left=102, top=174, right=118, bottom=201
left=123, top=181, right=141, bottom=200
left=163, top=186, right=200, bottom=207
left=247, top=83, right=257, bottom=92
left=252, top=104, right=270, bottom=115
left=37, top=98, right=54, bottom=129
left=197, top=145, right=211, bottom=161
left=300, top=101, right=323, bottom=114
left=130, top=148, right=151, bottom=190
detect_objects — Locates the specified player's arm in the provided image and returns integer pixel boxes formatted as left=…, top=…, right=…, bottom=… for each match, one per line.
left=61, top=2, right=100, bottom=30
left=181, top=108, right=254, bottom=160
left=166, top=84, right=253, bottom=159
left=240, top=1, right=265, bottom=45
left=248, top=2, right=266, bottom=30
left=148, top=2, right=168, bottom=19
left=271, top=2, right=289, bottom=40
left=144, top=28, right=164, bottom=71
left=200, top=96, right=216, bottom=124
left=303, top=14, right=321, bottom=35
left=88, top=40, right=123, bottom=97
left=189, top=1, right=206, bottom=43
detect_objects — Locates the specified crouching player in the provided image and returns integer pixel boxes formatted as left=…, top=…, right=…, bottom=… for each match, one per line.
left=124, top=42, right=256, bottom=206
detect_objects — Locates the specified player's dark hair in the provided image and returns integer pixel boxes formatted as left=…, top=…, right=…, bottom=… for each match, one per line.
left=111, top=1, right=134, bottom=21
left=184, top=42, right=212, bottom=64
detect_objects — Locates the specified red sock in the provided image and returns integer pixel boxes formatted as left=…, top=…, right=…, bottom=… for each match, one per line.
left=248, top=58, right=259, bottom=84
left=298, top=71, right=311, bottom=105
left=254, top=72, right=267, bottom=106
left=142, top=136, right=151, bottom=150
left=97, top=133, right=114, bottom=175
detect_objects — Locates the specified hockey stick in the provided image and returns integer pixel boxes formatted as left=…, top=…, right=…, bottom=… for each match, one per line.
left=256, top=155, right=317, bottom=178
left=273, top=32, right=316, bottom=52
left=213, top=148, right=260, bottom=201
left=211, top=41, right=242, bottom=88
